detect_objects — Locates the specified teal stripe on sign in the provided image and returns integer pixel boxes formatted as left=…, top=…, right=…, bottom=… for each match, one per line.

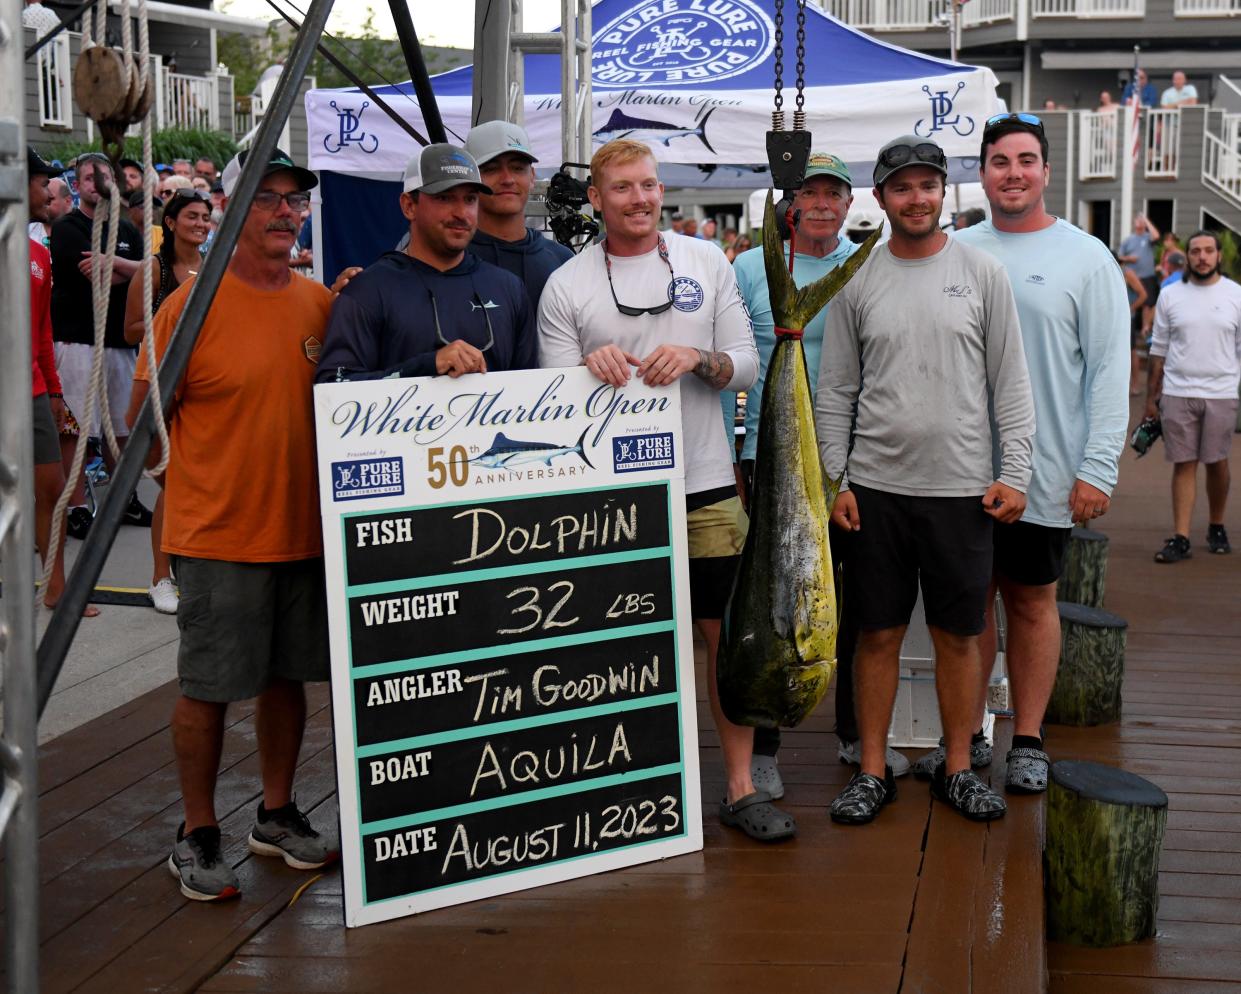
left=346, top=546, right=670, bottom=598
left=355, top=692, right=680, bottom=757
left=360, top=762, right=684, bottom=835
left=349, top=619, right=676, bottom=678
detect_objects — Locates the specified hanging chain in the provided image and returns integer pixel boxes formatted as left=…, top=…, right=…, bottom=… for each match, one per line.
left=793, top=0, right=807, bottom=130
left=772, top=0, right=785, bottom=131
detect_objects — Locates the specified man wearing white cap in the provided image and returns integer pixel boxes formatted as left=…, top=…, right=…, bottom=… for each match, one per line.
left=464, top=120, right=572, bottom=313
left=317, top=143, right=536, bottom=381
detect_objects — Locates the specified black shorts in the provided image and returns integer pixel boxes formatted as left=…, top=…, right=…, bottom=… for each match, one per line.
left=685, top=486, right=747, bottom=620
left=848, top=484, right=993, bottom=637
left=993, top=520, right=1072, bottom=586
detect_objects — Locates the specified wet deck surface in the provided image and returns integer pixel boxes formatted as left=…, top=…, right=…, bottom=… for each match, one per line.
left=11, top=420, right=1240, bottom=992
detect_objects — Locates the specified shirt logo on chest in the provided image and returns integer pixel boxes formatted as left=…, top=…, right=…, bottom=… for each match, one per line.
left=669, top=276, right=704, bottom=312
left=304, top=336, right=322, bottom=363
left=1025, top=274, right=1046, bottom=285
left=943, top=284, right=973, bottom=298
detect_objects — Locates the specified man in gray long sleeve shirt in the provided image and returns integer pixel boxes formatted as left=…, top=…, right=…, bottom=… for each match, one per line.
left=815, top=135, right=1036, bottom=827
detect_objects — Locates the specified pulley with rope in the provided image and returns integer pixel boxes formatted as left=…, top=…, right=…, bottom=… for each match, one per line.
left=44, top=0, right=171, bottom=594
left=765, top=0, right=810, bottom=238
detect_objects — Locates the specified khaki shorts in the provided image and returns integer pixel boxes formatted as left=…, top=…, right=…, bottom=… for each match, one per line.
left=686, top=493, right=748, bottom=619
left=1161, top=395, right=1239, bottom=464
left=173, top=555, right=330, bottom=702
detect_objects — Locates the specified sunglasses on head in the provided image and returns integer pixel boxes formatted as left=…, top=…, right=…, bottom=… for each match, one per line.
left=171, top=188, right=211, bottom=204
left=984, top=112, right=1045, bottom=137
left=877, top=141, right=947, bottom=172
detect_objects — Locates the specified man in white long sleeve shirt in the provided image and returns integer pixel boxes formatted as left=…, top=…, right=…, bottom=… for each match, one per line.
left=538, top=140, right=784, bottom=842
left=954, top=113, right=1129, bottom=796
left=815, top=135, right=1036, bottom=826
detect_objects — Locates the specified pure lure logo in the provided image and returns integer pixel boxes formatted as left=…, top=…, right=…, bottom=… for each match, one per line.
left=593, top=0, right=775, bottom=88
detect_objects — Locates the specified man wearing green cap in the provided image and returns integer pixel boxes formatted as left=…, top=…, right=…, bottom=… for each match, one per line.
left=725, top=152, right=912, bottom=797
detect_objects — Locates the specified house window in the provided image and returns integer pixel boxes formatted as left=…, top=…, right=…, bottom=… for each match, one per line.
left=38, top=33, right=72, bottom=128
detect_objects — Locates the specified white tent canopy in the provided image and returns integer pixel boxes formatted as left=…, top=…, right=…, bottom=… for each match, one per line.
left=305, top=0, right=1000, bottom=187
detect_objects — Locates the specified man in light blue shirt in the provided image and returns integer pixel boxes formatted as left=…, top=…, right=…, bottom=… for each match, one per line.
left=724, top=152, right=911, bottom=794
left=955, top=114, right=1128, bottom=794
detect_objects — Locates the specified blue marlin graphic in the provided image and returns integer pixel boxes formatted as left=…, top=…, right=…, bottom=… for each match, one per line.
left=471, top=427, right=595, bottom=469
left=592, top=107, right=716, bottom=154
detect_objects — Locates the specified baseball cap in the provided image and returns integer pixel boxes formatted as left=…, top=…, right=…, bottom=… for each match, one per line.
left=671, top=211, right=684, bottom=221
left=402, top=143, right=492, bottom=195
left=804, top=151, right=852, bottom=188
left=28, top=146, right=64, bottom=178
left=220, top=147, right=317, bottom=198
left=155, top=162, right=173, bottom=174
left=872, top=134, right=948, bottom=187
left=464, top=120, right=538, bottom=167
left=1166, top=251, right=1186, bottom=268
left=127, top=188, right=164, bottom=210
left=118, top=156, right=143, bottom=173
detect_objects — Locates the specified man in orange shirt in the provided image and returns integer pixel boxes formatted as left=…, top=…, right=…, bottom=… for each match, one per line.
left=132, top=149, right=338, bottom=901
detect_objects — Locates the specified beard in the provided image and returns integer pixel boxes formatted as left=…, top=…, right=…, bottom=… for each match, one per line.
left=1189, top=264, right=1220, bottom=282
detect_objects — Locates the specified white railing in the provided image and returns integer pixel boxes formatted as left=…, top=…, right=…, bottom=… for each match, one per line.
left=36, top=33, right=71, bottom=128
left=821, top=0, right=946, bottom=29
left=1203, top=131, right=1241, bottom=211
left=1078, top=109, right=1119, bottom=179
left=1175, top=0, right=1241, bottom=14
left=1145, top=108, right=1181, bottom=177
left=1033, top=0, right=1144, bottom=15
left=165, top=71, right=219, bottom=131
left=962, top=0, right=1016, bottom=24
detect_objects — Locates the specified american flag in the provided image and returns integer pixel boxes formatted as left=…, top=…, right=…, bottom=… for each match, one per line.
left=1128, top=68, right=1143, bottom=165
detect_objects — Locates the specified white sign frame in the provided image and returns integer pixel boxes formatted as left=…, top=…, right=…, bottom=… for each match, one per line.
left=314, top=367, right=703, bottom=927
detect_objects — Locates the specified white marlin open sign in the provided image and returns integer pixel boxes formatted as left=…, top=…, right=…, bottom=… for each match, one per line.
left=593, top=0, right=776, bottom=87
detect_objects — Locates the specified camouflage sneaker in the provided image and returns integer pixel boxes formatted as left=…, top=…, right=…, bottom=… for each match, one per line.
left=168, top=822, right=240, bottom=902
left=248, top=800, right=338, bottom=870
left=931, top=767, right=1007, bottom=821
left=829, top=768, right=897, bottom=825
left=911, top=733, right=993, bottom=781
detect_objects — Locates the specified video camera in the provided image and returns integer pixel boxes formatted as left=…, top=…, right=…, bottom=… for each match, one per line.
left=545, top=162, right=599, bottom=252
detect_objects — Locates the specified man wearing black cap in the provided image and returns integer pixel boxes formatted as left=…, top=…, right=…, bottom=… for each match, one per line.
left=464, top=120, right=571, bottom=313
left=130, top=147, right=339, bottom=901
left=815, top=135, right=1036, bottom=826
left=50, top=151, right=150, bottom=536
left=118, top=157, right=144, bottom=194
left=316, top=143, right=536, bottom=382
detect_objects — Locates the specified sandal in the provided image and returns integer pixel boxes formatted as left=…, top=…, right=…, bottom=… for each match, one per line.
left=1005, top=747, right=1050, bottom=794
left=719, top=791, right=796, bottom=842
left=911, top=732, right=992, bottom=781
left=749, top=755, right=785, bottom=800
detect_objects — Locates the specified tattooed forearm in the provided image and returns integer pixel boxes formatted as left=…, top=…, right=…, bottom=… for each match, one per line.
left=693, top=349, right=734, bottom=389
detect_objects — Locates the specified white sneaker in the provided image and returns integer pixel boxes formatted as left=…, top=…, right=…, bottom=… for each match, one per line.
left=837, top=739, right=911, bottom=778
left=149, top=577, right=179, bottom=614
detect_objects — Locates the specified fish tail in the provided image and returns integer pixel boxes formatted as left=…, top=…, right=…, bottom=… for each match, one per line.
left=697, top=108, right=716, bottom=154
left=574, top=425, right=595, bottom=469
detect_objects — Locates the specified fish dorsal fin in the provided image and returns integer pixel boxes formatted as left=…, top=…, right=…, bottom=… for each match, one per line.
left=603, top=108, right=628, bottom=129
left=491, top=433, right=516, bottom=448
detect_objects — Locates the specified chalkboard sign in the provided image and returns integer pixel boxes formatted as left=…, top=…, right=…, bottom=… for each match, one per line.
left=315, top=367, right=701, bottom=926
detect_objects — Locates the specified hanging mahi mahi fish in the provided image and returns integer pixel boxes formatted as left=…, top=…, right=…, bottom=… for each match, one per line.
left=717, top=191, right=882, bottom=729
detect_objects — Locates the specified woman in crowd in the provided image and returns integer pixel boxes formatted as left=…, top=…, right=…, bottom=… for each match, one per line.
left=123, top=188, right=211, bottom=613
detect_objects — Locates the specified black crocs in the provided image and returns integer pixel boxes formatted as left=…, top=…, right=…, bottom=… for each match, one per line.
left=719, top=791, right=796, bottom=842
left=830, top=768, right=897, bottom=825
left=931, top=767, right=1007, bottom=821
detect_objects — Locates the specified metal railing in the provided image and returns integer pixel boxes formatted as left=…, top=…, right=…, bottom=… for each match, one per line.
left=1078, top=109, right=1120, bottom=178
left=1033, top=0, right=1144, bottom=15
left=1145, top=108, right=1181, bottom=177
left=165, top=69, right=219, bottom=130
left=1203, top=116, right=1241, bottom=211
left=1174, top=0, right=1241, bottom=14
left=35, top=30, right=70, bottom=127
left=821, top=0, right=946, bottom=29
left=962, top=0, right=1016, bottom=24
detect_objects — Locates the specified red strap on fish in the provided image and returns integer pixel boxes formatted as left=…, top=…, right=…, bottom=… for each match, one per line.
left=774, top=326, right=804, bottom=340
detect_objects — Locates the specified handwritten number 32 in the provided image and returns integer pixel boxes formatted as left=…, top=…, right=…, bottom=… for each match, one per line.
left=497, top=581, right=580, bottom=635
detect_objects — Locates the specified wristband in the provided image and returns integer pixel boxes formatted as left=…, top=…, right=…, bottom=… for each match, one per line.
left=49, top=392, right=63, bottom=398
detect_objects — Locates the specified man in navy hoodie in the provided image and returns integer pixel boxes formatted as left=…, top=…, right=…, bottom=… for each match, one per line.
left=464, top=120, right=572, bottom=313
left=316, top=144, right=537, bottom=382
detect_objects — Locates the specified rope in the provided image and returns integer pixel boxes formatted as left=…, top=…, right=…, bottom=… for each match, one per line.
left=43, top=0, right=168, bottom=591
